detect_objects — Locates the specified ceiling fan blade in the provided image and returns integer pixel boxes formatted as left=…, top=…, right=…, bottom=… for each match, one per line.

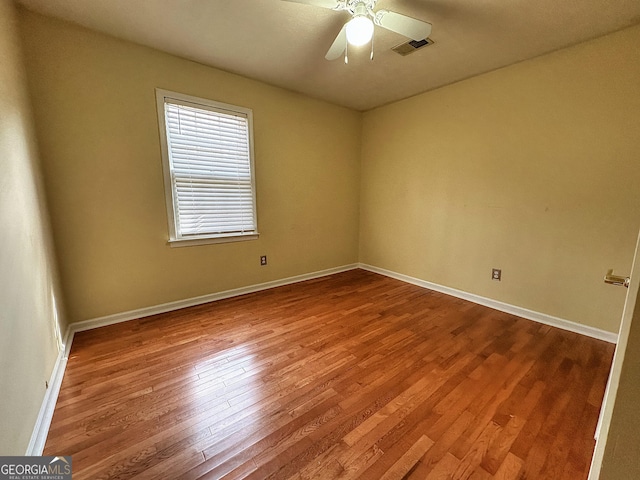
left=374, top=10, right=432, bottom=41
left=325, top=24, right=347, bottom=60
left=281, top=0, right=343, bottom=10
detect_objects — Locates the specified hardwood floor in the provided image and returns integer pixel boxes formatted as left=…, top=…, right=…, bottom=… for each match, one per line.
left=44, top=269, right=615, bottom=479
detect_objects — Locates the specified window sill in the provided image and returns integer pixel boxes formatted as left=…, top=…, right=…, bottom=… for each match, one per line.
left=168, top=233, right=259, bottom=248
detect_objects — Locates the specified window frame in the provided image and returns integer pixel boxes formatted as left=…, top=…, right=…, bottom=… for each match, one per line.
left=155, top=89, right=259, bottom=247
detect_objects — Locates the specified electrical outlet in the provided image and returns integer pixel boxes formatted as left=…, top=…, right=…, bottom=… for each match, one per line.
left=260, top=255, right=267, bottom=266
left=492, top=268, right=502, bottom=281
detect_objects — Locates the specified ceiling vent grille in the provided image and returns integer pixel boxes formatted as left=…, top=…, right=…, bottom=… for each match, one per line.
left=392, top=38, right=434, bottom=56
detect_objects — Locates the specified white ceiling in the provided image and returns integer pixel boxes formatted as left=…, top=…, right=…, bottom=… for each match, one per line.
left=16, top=0, right=640, bottom=111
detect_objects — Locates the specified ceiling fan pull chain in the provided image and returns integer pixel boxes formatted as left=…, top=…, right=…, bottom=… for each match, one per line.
left=370, top=31, right=374, bottom=60
left=345, top=39, right=349, bottom=64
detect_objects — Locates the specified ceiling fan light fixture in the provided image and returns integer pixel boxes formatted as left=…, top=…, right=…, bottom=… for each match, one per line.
left=346, top=15, right=374, bottom=46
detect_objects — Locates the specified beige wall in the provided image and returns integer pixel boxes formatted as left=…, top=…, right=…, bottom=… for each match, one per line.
left=18, top=9, right=362, bottom=323
left=15, top=10, right=640, bottom=333
left=0, top=0, right=65, bottom=455
left=360, top=24, right=640, bottom=333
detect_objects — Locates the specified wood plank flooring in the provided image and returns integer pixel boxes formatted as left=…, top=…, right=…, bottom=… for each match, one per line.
left=44, top=269, right=615, bottom=479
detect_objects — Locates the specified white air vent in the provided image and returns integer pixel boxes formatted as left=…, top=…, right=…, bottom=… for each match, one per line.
left=392, top=38, right=434, bottom=56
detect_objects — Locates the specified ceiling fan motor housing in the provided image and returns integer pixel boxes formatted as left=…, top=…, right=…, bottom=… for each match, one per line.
left=348, top=0, right=376, bottom=16
left=353, top=2, right=368, bottom=16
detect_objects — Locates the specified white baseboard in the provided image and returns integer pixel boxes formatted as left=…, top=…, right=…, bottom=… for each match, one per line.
left=71, top=263, right=359, bottom=334
left=25, top=347, right=68, bottom=455
left=358, top=263, right=618, bottom=344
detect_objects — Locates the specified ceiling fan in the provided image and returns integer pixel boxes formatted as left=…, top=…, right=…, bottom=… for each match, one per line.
left=282, top=0, right=432, bottom=62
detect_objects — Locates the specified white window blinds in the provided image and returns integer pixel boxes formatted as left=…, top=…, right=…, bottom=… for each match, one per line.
left=157, top=90, right=258, bottom=245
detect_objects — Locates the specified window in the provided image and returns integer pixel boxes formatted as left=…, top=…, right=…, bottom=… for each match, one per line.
left=156, top=89, right=258, bottom=246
